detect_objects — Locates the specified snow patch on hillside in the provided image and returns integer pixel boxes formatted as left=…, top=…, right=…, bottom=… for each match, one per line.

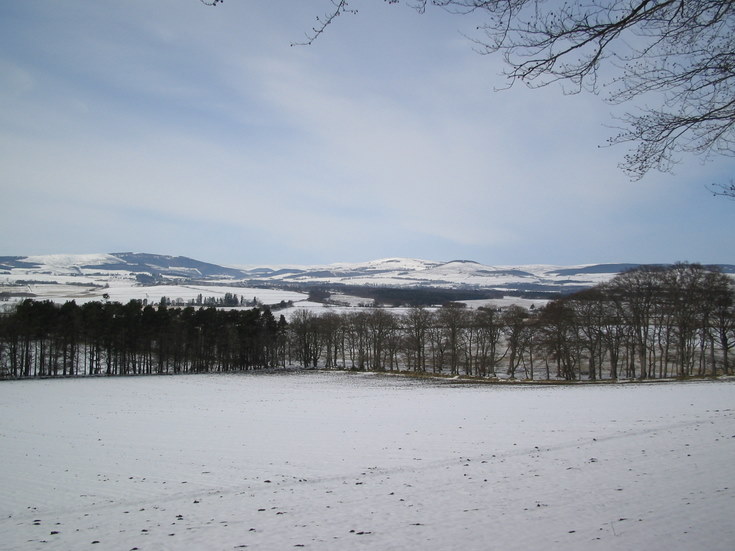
left=21, top=253, right=121, bottom=271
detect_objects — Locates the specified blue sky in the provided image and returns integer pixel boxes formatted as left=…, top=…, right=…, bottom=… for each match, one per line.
left=1, top=1, right=733, bottom=267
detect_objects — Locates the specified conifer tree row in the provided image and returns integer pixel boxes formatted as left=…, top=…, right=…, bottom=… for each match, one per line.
left=0, top=300, right=287, bottom=378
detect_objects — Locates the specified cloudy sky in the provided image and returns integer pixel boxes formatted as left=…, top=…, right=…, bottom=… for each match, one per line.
left=1, top=1, right=733, bottom=267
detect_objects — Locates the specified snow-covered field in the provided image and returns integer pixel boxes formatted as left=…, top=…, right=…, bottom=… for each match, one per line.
left=1, top=282, right=307, bottom=308
left=1, top=373, right=733, bottom=550
left=97, top=285, right=305, bottom=307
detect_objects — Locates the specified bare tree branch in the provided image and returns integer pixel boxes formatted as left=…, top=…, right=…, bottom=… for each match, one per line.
left=291, top=0, right=357, bottom=46
left=204, top=0, right=735, bottom=184
left=708, top=179, right=735, bottom=199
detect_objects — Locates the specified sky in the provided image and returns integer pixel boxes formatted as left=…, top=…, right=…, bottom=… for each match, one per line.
left=1, top=1, right=733, bottom=268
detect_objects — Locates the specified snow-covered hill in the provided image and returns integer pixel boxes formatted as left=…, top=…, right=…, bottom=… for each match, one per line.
left=2, top=253, right=733, bottom=307
left=236, top=257, right=643, bottom=290
left=237, top=257, right=735, bottom=294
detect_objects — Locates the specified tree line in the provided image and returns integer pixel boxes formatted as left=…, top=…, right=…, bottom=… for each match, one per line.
left=0, top=300, right=287, bottom=378
left=0, top=263, right=733, bottom=381
left=287, top=263, right=734, bottom=380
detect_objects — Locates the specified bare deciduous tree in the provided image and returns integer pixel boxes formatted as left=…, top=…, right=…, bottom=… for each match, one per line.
left=404, top=306, right=434, bottom=372
left=502, top=304, right=531, bottom=379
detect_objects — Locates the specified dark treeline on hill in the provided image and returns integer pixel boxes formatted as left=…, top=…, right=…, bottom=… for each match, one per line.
left=0, top=301, right=287, bottom=378
left=1, top=263, right=734, bottom=381
left=339, top=285, right=506, bottom=307
left=297, top=284, right=507, bottom=307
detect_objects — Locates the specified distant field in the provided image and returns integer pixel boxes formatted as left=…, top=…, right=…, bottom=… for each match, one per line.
left=0, top=281, right=309, bottom=311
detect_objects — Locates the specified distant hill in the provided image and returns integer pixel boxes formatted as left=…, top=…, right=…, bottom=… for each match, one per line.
left=101, top=252, right=246, bottom=279
left=2, top=253, right=733, bottom=306
left=1, top=253, right=244, bottom=279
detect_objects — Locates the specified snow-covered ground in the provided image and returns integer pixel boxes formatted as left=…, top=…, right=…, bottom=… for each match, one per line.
left=462, top=296, right=548, bottom=310
left=0, top=282, right=307, bottom=308
left=1, top=373, right=733, bottom=550
left=97, top=285, right=305, bottom=307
